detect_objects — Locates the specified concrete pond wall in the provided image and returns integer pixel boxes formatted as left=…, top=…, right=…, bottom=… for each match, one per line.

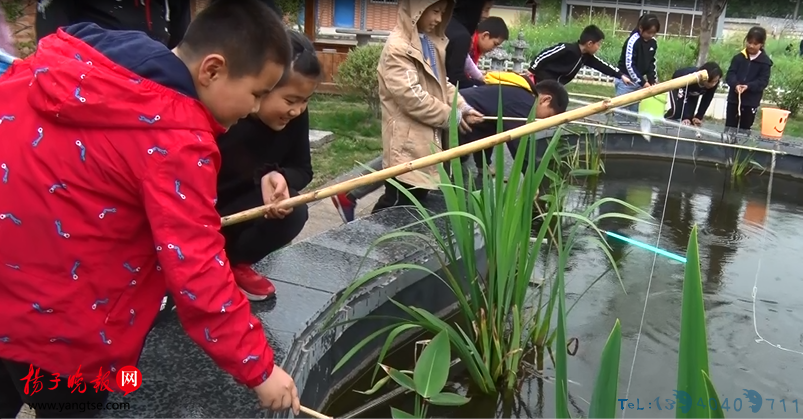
left=101, top=128, right=803, bottom=418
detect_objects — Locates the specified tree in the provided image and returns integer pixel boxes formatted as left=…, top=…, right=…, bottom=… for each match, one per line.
left=696, top=0, right=729, bottom=67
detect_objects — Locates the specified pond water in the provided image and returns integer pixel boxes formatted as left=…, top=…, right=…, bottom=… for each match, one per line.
left=325, top=159, right=803, bottom=418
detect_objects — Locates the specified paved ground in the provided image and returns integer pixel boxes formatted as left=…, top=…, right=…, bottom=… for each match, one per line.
left=296, top=188, right=384, bottom=242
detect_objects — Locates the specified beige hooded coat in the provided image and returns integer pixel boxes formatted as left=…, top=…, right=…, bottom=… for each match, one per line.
left=377, top=0, right=469, bottom=189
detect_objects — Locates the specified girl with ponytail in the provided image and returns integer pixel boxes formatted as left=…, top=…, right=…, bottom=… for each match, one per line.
left=214, top=30, right=323, bottom=301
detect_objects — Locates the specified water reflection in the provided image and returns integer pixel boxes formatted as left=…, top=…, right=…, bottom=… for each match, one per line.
left=558, top=159, right=803, bottom=419
left=327, top=159, right=803, bottom=419
left=701, top=179, right=742, bottom=288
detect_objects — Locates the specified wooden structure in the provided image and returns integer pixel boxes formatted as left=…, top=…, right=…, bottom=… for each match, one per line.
left=560, top=0, right=727, bottom=39
left=525, top=0, right=539, bottom=24
left=305, top=0, right=354, bottom=93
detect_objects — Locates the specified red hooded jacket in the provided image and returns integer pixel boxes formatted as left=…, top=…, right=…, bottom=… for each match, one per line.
left=0, top=24, right=274, bottom=389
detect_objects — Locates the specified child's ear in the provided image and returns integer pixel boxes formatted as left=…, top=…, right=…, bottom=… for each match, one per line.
left=539, top=94, right=553, bottom=108
left=479, top=31, right=491, bottom=40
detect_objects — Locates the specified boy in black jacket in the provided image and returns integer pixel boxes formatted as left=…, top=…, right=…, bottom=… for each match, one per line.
left=615, top=14, right=660, bottom=118
left=665, top=61, right=723, bottom=126
left=528, top=25, right=631, bottom=86
left=445, top=0, right=494, bottom=88
left=725, top=26, right=773, bottom=132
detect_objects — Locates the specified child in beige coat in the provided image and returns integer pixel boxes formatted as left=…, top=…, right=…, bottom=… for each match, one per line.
left=370, top=0, right=484, bottom=214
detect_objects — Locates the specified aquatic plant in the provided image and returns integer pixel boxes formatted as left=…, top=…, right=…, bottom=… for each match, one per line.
left=559, top=129, right=606, bottom=177
left=729, top=147, right=764, bottom=180
left=357, top=330, right=470, bottom=419
left=577, top=226, right=724, bottom=418
left=328, top=88, right=644, bottom=395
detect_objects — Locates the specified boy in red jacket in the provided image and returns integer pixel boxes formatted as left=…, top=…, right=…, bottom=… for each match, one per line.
left=0, top=1, right=300, bottom=417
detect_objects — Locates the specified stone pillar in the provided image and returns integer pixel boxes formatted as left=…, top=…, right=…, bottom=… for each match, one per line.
left=509, top=31, right=529, bottom=73
left=486, top=46, right=511, bottom=72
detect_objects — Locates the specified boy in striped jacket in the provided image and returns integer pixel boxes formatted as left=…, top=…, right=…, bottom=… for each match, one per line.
left=527, top=25, right=631, bottom=86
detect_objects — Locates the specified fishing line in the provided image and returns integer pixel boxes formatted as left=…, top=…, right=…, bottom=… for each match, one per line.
left=750, top=154, right=803, bottom=356
left=622, top=81, right=690, bottom=417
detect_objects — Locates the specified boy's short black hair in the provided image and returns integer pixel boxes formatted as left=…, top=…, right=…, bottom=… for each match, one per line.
left=579, top=25, right=605, bottom=44
left=699, top=61, right=723, bottom=80
left=535, top=80, right=569, bottom=114
left=179, top=0, right=291, bottom=78
left=746, top=26, right=767, bottom=44
left=477, top=16, right=509, bottom=40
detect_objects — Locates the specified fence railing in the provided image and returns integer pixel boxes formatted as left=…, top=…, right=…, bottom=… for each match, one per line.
left=476, top=58, right=788, bottom=96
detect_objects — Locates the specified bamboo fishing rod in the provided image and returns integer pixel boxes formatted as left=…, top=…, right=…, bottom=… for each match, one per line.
left=481, top=116, right=787, bottom=155
left=220, top=71, right=708, bottom=227
left=299, top=405, right=332, bottom=419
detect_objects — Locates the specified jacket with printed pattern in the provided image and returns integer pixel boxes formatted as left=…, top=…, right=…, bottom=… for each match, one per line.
left=0, top=26, right=274, bottom=390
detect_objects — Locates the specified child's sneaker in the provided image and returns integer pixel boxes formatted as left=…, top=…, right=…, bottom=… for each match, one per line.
left=231, top=264, right=276, bottom=301
left=331, top=193, right=356, bottom=223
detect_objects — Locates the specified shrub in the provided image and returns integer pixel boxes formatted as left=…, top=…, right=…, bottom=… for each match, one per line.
left=763, top=60, right=803, bottom=115
left=334, top=43, right=383, bottom=117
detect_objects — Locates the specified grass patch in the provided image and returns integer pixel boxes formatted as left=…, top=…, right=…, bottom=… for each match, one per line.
left=307, top=94, right=382, bottom=189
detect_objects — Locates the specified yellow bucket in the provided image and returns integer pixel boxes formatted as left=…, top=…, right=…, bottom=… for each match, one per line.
left=760, top=107, right=791, bottom=139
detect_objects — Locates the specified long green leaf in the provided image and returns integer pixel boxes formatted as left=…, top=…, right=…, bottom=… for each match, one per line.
left=702, top=370, right=724, bottom=419
left=353, top=375, right=392, bottom=395
left=588, top=319, right=622, bottom=418
left=413, top=329, right=451, bottom=398
left=332, top=323, right=404, bottom=373
left=676, top=225, right=712, bottom=419
left=390, top=407, right=417, bottom=419
left=381, top=364, right=415, bottom=392
left=428, top=392, right=471, bottom=406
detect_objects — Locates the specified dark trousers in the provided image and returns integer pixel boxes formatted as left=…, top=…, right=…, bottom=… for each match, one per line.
left=218, top=188, right=309, bottom=265
left=157, top=188, right=308, bottom=321
left=725, top=101, right=758, bottom=130
left=0, top=359, right=109, bottom=418
left=371, top=180, right=431, bottom=214
left=664, top=90, right=699, bottom=121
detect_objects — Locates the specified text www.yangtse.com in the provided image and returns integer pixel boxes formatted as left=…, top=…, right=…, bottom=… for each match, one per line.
left=28, top=402, right=130, bottom=413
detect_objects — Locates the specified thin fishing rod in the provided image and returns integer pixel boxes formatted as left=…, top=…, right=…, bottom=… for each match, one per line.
left=567, top=96, right=727, bottom=141
left=480, top=116, right=785, bottom=156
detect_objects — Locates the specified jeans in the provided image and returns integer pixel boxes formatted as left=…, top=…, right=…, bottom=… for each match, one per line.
left=614, top=78, right=643, bottom=118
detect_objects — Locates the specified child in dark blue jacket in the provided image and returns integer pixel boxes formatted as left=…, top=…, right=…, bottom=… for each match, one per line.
left=615, top=14, right=660, bottom=119
left=665, top=61, right=723, bottom=125
left=725, top=26, right=773, bottom=131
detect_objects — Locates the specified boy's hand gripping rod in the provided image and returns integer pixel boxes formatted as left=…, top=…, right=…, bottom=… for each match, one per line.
left=221, top=71, right=708, bottom=227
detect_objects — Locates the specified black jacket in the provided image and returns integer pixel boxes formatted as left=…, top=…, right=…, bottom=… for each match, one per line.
left=668, top=67, right=717, bottom=120
left=35, top=0, right=192, bottom=48
left=458, top=75, right=536, bottom=143
left=725, top=49, right=773, bottom=108
left=444, top=1, right=486, bottom=89
left=216, top=111, right=313, bottom=208
left=618, top=30, right=657, bottom=87
left=528, top=42, right=622, bottom=85
left=458, top=75, right=537, bottom=172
